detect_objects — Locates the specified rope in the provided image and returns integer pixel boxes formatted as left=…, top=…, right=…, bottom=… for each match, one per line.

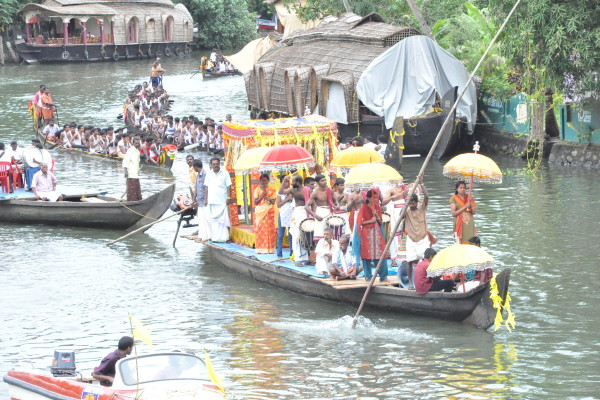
left=117, top=201, right=159, bottom=220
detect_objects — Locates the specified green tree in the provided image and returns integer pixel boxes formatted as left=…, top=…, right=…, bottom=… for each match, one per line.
left=247, top=0, right=275, bottom=20
left=0, top=0, right=30, bottom=25
left=174, top=0, right=257, bottom=49
left=488, top=0, right=599, bottom=99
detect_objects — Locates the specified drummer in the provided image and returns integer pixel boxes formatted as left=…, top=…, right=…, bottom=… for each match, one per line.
left=305, top=174, right=334, bottom=243
left=331, top=178, right=351, bottom=238
left=286, top=175, right=310, bottom=266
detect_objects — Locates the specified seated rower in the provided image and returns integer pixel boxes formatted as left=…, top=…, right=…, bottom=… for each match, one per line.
left=31, top=162, right=63, bottom=201
left=414, top=248, right=454, bottom=294
left=42, top=118, right=59, bottom=141
left=92, top=336, right=134, bottom=387
left=315, top=228, right=339, bottom=277
left=330, top=236, right=363, bottom=280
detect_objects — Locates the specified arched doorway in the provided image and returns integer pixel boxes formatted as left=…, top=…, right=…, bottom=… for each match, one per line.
left=127, top=17, right=139, bottom=43
left=146, top=18, right=155, bottom=43
left=163, top=16, right=174, bottom=42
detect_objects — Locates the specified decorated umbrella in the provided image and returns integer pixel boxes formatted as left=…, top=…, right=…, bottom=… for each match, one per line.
left=233, top=147, right=270, bottom=173
left=330, top=147, right=385, bottom=173
left=443, top=141, right=503, bottom=197
left=259, top=144, right=315, bottom=172
left=344, top=163, right=403, bottom=191
left=427, top=244, right=495, bottom=278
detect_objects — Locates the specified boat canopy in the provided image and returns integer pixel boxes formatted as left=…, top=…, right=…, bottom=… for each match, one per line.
left=356, top=35, right=477, bottom=132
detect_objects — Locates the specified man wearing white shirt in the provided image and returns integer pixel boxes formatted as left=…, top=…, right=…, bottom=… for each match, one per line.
left=363, top=136, right=377, bottom=150
left=6, top=141, right=24, bottom=165
left=122, top=138, right=142, bottom=201
left=330, top=236, right=364, bottom=280
left=42, top=118, right=59, bottom=139
left=314, top=228, right=339, bottom=276
left=203, top=157, right=231, bottom=242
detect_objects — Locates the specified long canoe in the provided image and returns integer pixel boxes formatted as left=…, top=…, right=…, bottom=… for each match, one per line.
left=36, top=130, right=176, bottom=171
left=200, top=240, right=511, bottom=329
left=0, top=184, right=175, bottom=231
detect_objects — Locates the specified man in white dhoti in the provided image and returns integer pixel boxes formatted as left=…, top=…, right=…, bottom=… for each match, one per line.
left=314, top=228, right=339, bottom=276
left=305, top=174, right=333, bottom=242
left=193, top=160, right=211, bottom=241
left=286, top=175, right=310, bottom=266
left=204, top=157, right=231, bottom=242
left=31, top=163, right=63, bottom=202
left=405, top=184, right=430, bottom=289
left=385, top=183, right=408, bottom=262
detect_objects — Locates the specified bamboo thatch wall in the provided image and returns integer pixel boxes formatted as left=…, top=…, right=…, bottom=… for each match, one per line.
left=247, top=13, right=420, bottom=123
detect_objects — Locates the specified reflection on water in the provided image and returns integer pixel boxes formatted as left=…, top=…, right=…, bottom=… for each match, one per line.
left=1, top=56, right=599, bottom=399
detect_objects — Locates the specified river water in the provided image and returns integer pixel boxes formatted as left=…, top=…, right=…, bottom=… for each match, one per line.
left=1, top=54, right=599, bottom=400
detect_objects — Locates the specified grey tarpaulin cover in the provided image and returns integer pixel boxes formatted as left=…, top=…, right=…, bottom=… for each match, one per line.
left=356, top=35, right=477, bottom=132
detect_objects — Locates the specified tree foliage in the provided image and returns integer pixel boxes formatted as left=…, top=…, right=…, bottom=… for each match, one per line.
left=0, top=0, right=31, bottom=25
left=174, top=0, right=257, bottom=49
left=488, top=0, right=599, bottom=99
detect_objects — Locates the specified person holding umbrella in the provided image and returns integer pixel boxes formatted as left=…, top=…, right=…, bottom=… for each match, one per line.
left=450, top=180, right=476, bottom=244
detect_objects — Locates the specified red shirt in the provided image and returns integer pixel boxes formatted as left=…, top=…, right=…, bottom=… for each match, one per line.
left=414, top=258, right=433, bottom=294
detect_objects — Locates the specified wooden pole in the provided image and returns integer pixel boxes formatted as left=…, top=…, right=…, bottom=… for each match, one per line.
left=406, top=0, right=434, bottom=40
left=0, top=36, right=5, bottom=66
left=350, top=0, right=524, bottom=329
left=106, top=204, right=195, bottom=246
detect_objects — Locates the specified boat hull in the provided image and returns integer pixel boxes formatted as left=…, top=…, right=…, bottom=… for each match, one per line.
left=15, top=40, right=191, bottom=64
left=0, top=184, right=175, bottom=231
left=208, top=243, right=510, bottom=329
left=36, top=131, right=175, bottom=171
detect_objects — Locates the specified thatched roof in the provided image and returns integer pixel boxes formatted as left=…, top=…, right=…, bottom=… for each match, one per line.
left=52, top=0, right=175, bottom=5
left=247, top=13, right=421, bottom=123
left=21, top=2, right=116, bottom=16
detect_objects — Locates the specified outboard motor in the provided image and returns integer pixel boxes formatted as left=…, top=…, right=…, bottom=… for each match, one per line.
left=51, top=350, right=77, bottom=377
left=171, top=194, right=198, bottom=247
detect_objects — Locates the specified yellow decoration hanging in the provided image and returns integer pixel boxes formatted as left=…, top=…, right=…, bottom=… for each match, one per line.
left=489, top=275, right=516, bottom=332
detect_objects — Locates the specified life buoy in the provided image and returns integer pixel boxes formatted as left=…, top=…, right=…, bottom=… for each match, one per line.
left=164, top=47, right=172, bottom=57
left=184, top=47, right=191, bottom=55
left=112, top=52, right=119, bottom=61
left=137, top=50, right=144, bottom=58
left=156, top=50, right=163, bottom=57
left=84, top=50, right=89, bottom=59
left=174, top=47, right=181, bottom=56
left=61, top=51, right=69, bottom=60
left=100, top=49, right=106, bottom=59
left=147, top=47, right=153, bottom=57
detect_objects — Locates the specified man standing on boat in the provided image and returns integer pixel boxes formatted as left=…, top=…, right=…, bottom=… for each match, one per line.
left=405, top=183, right=430, bottom=289
left=92, top=336, right=134, bottom=386
left=286, top=175, right=310, bottom=266
left=122, top=138, right=142, bottom=201
left=305, top=174, right=334, bottom=243
left=204, top=157, right=231, bottom=242
left=150, top=61, right=165, bottom=88
left=194, top=159, right=211, bottom=241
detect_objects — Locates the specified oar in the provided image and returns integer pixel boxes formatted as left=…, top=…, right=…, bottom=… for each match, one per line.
left=106, top=203, right=195, bottom=246
left=350, top=0, right=524, bottom=329
left=190, top=68, right=201, bottom=79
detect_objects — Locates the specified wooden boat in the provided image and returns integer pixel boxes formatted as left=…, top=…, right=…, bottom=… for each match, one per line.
left=202, top=70, right=242, bottom=80
left=37, top=130, right=176, bottom=171
left=196, top=239, right=511, bottom=330
left=0, top=184, right=175, bottom=231
left=16, top=0, right=193, bottom=64
left=3, top=352, right=225, bottom=399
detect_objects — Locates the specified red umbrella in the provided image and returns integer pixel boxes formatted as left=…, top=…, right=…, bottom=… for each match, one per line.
left=259, top=144, right=315, bottom=172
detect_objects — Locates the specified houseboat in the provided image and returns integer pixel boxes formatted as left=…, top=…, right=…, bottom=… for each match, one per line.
left=16, top=0, right=193, bottom=63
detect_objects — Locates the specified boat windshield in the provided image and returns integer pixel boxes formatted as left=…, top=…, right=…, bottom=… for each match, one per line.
left=118, top=353, right=210, bottom=385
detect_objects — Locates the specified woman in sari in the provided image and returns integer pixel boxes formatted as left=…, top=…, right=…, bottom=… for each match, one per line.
left=254, top=173, right=277, bottom=254
left=450, top=180, right=477, bottom=244
left=356, top=189, right=389, bottom=282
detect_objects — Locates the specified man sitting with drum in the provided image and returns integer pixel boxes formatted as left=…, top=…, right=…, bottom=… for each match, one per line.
left=330, top=236, right=363, bottom=280
left=314, top=228, right=339, bottom=277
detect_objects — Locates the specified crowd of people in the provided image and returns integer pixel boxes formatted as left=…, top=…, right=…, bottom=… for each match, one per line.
left=186, top=150, right=485, bottom=294
left=198, top=50, right=238, bottom=74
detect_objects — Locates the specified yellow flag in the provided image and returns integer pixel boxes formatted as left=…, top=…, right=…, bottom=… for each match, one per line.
left=129, top=316, right=153, bottom=348
left=204, top=350, right=224, bottom=391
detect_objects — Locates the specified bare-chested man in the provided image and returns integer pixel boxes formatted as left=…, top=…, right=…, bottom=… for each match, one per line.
left=331, top=178, right=350, bottom=238
left=384, top=182, right=409, bottom=263
left=305, top=174, right=333, bottom=242
left=285, top=175, right=310, bottom=266
left=347, top=188, right=365, bottom=232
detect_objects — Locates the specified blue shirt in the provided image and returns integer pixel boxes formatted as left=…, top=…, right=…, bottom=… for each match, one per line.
left=195, top=168, right=207, bottom=206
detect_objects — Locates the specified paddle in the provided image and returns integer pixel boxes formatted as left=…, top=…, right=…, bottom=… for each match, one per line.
left=350, top=0, right=524, bottom=329
left=106, top=202, right=196, bottom=246
left=190, top=68, right=201, bottom=79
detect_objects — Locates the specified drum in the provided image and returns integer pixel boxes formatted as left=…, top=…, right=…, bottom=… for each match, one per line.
left=325, top=215, right=345, bottom=240
left=299, top=218, right=316, bottom=250
left=381, top=213, right=391, bottom=242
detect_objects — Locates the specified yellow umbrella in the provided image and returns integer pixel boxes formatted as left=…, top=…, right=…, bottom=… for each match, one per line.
left=443, top=142, right=503, bottom=185
left=330, top=147, right=384, bottom=172
left=344, top=163, right=403, bottom=191
left=427, top=244, right=495, bottom=277
left=233, top=147, right=270, bottom=173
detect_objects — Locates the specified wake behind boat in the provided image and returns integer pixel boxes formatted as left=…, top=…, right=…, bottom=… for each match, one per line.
left=0, top=184, right=175, bottom=231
